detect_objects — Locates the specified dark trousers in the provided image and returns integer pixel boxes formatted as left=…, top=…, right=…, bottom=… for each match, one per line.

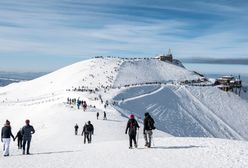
left=84, top=133, right=92, bottom=144
left=23, top=139, right=31, bottom=154
left=17, top=138, right=22, bottom=149
left=129, top=134, right=137, bottom=147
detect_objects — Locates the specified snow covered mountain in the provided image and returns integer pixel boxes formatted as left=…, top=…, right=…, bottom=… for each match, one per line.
left=0, top=57, right=248, bottom=168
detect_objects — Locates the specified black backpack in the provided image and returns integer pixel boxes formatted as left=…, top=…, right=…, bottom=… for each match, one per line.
left=147, top=118, right=155, bottom=130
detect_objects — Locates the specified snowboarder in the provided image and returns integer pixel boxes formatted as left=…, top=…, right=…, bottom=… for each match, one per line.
left=22, top=119, right=35, bottom=155
left=74, top=124, right=79, bottom=135
left=14, top=128, right=23, bottom=149
left=125, top=115, right=139, bottom=149
left=96, top=112, right=99, bottom=120
left=1, top=120, right=15, bottom=156
left=103, top=111, right=107, bottom=120
left=82, top=121, right=94, bottom=144
left=143, top=112, right=155, bottom=148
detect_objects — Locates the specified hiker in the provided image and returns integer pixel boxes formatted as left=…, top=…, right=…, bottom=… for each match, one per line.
left=143, top=112, right=155, bottom=148
left=82, top=121, right=94, bottom=144
left=22, top=119, right=35, bottom=155
left=1, top=120, right=15, bottom=156
left=125, top=115, right=139, bottom=149
left=103, top=111, right=107, bottom=120
left=83, top=101, right=87, bottom=111
left=74, top=124, right=79, bottom=135
left=77, top=99, right=81, bottom=109
left=96, top=112, right=99, bottom=120
left=15, top=129, right=23, bottom=149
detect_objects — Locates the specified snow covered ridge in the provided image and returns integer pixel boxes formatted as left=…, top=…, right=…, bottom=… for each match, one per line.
left=0, top=57, right=199, bottom=101
left=1, top=57, right=248, bottom=167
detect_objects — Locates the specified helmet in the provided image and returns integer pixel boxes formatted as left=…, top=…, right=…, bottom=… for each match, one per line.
left=130, top=114, right=134, bottom=119
left=25, top=119, right=30, bottom=124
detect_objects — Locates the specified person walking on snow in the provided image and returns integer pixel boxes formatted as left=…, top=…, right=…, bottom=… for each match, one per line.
left=1, top=120, right=15, bottom=156
left=15, top=128, right=23, bottom=149
left=22, top=119, right=35, bottom=155
left=125, top=114, right=139, bottom=149
left=96, top=112, right=99, bottom=120
left=143, top=112, right=155, bottom=148
left=74, top=124, right=79, bottom=135
left=103, top=111, right=107, bottom=120
left=82, top=121, right=94, bottom=144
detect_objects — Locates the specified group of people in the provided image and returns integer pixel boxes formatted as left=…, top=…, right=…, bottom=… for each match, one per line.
left=96, top=111, right=107, bottom=120
left=74, top=121, right=94, bottom=144
left=125, top=112, right=155, bottom=149
left=1, top=119, right=35, bottom=156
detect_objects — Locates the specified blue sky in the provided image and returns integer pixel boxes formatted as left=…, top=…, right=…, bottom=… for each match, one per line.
left=0, top=0, right=247, bottom=72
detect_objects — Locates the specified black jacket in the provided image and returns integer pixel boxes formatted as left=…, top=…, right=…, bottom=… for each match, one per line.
left=125, top=119, right=139, bottom=135
left=1, top=125, right=14, bottom=139
left=83, top=124, right=94, bottom=134
left=15, top=130, right=23, bottom=140
left=143, top=115, right=155, bottom=132
left=22, top=125, right=35, bottom=141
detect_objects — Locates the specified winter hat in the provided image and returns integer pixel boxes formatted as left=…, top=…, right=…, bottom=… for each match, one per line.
left=5, top=120, right=10, bottom=125
left=144, top=112, right=149, bottom=117
left=88, top=121, right=91, bottom=124
left=130, top=114, right=134, bottom=119
left=25, top=119, right=30, bottom=124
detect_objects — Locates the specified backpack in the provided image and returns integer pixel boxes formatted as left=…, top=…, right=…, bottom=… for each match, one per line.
left=129, top=120, right=137, bottom=134
left=147, top=118, right=155, bottom=130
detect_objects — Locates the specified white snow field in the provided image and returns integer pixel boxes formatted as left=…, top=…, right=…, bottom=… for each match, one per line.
left=1, top=57, right=248, bottom=168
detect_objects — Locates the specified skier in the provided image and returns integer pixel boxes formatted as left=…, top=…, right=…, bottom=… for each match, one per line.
left=82, top=121, right=94, bottom=144
left=96, top=112, right=99, bottom=120
left=22, top=119, right=35, bottom=155
left=103, top=111, right=107, bottom=120
left=14, top=128, right=23, bottom=149
left=125, top=115, right=139, bottom=149
left=74, top=124, right=79, bottom=135
left=143, top=112, right=155, bottom=148
left=1, top=120, right=15, bottom=156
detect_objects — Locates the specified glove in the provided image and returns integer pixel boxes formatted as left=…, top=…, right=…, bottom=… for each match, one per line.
left=125, top=132, right=127, bottom=134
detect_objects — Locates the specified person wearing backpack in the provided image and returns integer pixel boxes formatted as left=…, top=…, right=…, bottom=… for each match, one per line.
left=125, top=114, right=139, bottom=149
left=143, top=112, right=155, bottom=148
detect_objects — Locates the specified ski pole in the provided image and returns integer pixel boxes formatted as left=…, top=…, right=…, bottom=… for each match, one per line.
left=137, top=128, right=139, bottom=146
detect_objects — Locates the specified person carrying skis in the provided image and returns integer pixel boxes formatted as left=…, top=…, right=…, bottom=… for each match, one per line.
left=96, top=112, right=99, bottom=120
left=82, top=121, right=94, bottom=144
left=1, top=120, right=15, bottom=157
left=15, top=128, right=23, bottom=149
left=22, top=119, right=35, bottom=155
left=125, top=114, right=139, bottom=149
left=74, top=124, right=79, bottom=135
left=143, top=112, right=155, bottom=148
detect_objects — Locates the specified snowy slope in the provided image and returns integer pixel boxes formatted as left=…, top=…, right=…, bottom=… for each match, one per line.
left=113, top=84, right=248, bottom=140
left=0, top=57, right=248, bottom=167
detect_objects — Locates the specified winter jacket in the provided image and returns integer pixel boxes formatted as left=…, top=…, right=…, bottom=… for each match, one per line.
left=22, top=125, right=35, bottom=141
left=1, top=125, right=14, bottom=139
left=143, top=115, right=155, bottom=133
left=15, top=130, right=23, bottom=140
left=125, top=119, right=139, bottom=136
left=83, top=124, right=94, bottom=134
